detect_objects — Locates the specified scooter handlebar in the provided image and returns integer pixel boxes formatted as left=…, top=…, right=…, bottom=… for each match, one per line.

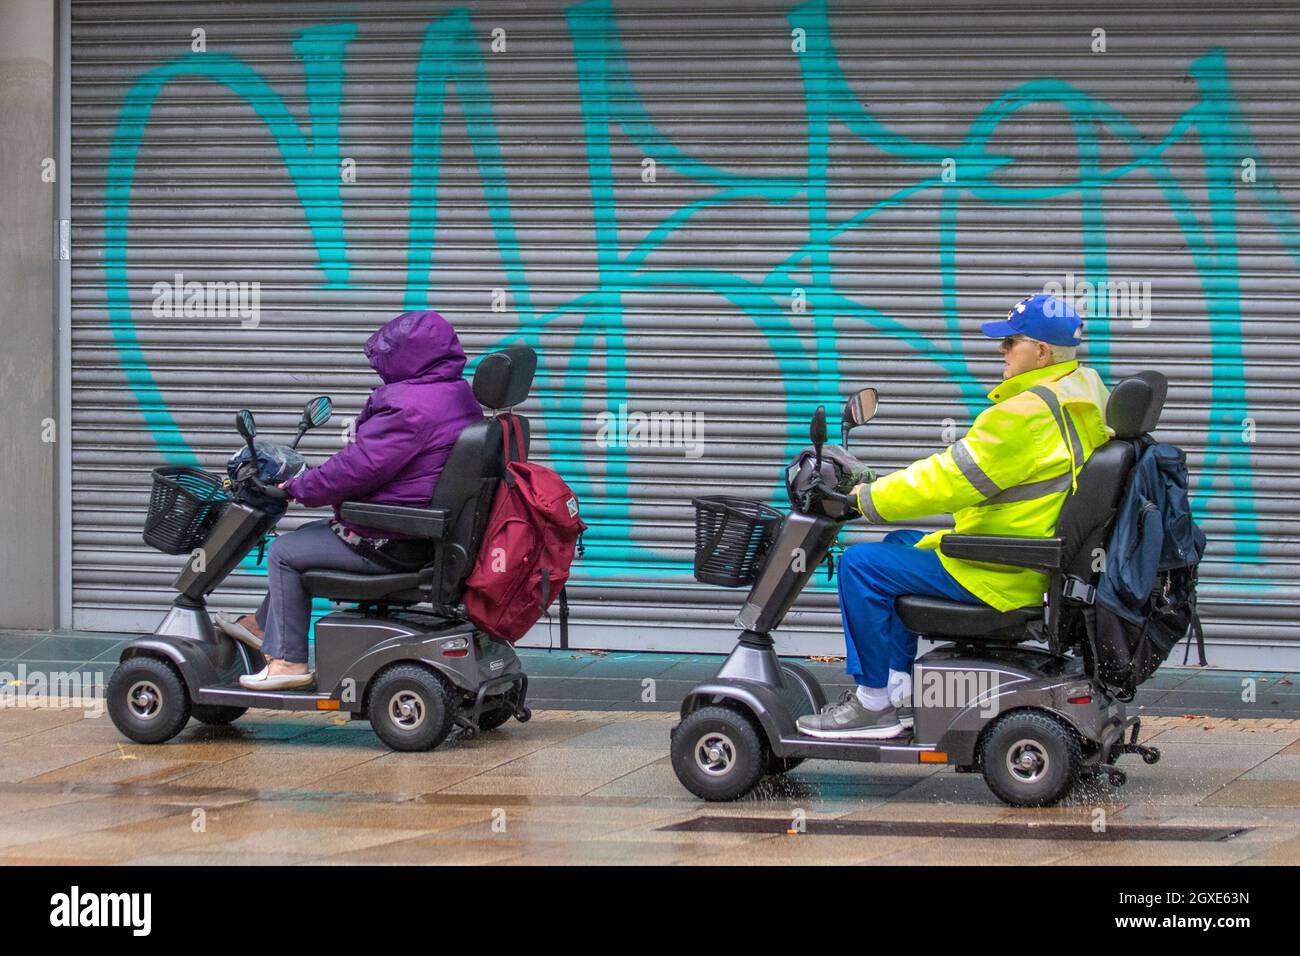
left=245, top=475, right=289, bottom=501
left=819, top=485, right=862, bottom=518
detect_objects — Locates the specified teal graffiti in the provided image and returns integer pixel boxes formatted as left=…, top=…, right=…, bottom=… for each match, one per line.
left=105, top=22, right=357, bottom=463
left=103, top=2, right=1300, bottom=593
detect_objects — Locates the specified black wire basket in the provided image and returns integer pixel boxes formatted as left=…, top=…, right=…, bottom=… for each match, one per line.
left=142, top=466, right=231, bottom=555
left=692, top=495, right=783, bottom=587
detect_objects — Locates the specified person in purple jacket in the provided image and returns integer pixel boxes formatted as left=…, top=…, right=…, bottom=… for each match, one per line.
left=213, top=311, right=483, bottom=690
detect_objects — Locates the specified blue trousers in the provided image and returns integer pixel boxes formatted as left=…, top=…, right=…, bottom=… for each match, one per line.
left=837, top=529, right=985, bottom=687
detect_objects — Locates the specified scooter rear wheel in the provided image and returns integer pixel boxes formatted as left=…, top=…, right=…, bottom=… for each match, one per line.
left=978, top=709, right=1082, bottom=807
left=367, top=664, right=454, bottom=752
left=671, top=705, right=766, bottom=801
left=107, top=655, right=192, bottom=745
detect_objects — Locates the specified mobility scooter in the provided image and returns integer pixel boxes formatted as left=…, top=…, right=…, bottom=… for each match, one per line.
left=107, top=346, right=540, bottom=752
left=671, top=373, right=1167, bottom=806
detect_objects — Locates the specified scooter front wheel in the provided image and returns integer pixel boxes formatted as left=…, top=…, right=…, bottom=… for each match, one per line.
left=671, top=706, right=766, bottom=801
left=107, top=656, right=192, bottom=745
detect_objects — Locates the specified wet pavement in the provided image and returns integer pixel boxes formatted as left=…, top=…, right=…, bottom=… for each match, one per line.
left=0, top=629, right=1298, bottom=865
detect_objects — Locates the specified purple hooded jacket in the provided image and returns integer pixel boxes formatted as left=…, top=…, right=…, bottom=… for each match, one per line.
left=281, top=311, right=483, bottom=539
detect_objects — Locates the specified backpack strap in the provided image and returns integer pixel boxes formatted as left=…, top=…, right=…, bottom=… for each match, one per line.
left=497, top=413, right=528, bottom=487
left=498, top=412, right=527, bottom=464
left=510, top=414, right=526, bottom=463
left=1180, top=612, right=1207, bottom=667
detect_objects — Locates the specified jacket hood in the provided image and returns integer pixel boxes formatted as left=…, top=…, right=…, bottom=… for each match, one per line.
left=987, top=360, right=1079, bottom=403
left=364, top=310, right=468, bottom=385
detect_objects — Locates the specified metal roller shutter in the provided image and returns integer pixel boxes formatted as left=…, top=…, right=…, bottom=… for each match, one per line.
left=69, top=0, right=1300, bottom=665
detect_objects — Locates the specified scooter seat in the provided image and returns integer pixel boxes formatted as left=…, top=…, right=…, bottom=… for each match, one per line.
left=302, top=570, right=424, bottom=603
left=895, top=595, right=1041, bottom=641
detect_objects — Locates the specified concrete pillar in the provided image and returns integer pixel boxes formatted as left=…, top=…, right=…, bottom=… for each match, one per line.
left=0, top=0, right=57, bottom=627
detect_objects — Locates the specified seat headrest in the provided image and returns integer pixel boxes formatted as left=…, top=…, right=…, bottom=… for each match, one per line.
left=1106, top=370, right=1167, bottom=438
left=472, top=345, right=537, bottom=410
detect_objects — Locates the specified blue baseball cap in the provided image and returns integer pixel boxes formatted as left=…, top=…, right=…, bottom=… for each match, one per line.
left=981, top=293, right=1083, bottom=347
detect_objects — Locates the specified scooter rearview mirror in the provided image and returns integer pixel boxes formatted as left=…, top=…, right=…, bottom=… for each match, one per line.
left=811, top=404, right=827, bottom=471
left=303, top=396, right=333, bottom=430
left=289, top=395, right=334, bottom=450
left=810, top=405, right=827, bottom=446
left=841, top=387, right=878, bottom=444
left=843, top=387, right=878, bottom=427
left=235, top=409, right=256, bottom=443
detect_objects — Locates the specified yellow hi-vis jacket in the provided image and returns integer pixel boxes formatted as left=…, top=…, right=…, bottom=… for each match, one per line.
left=856, top=361, right=1112, bottom=612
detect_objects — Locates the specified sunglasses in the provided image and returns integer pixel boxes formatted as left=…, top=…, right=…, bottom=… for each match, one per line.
left=1000, top=334, right=1030, bottom=350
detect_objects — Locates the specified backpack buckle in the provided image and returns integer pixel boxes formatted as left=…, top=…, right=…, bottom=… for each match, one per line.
left=1062, top=575, right=1096, bottom=605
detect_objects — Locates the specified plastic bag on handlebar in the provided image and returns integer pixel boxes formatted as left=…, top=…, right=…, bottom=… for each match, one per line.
left=227, top=441, right=306, bottom=513
left=785, top=444, right=874, bottom=502
left=227, top=440, right=306, bottom=484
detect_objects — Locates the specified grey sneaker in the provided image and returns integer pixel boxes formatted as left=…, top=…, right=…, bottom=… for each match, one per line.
left=896, top=697, right=914, bottom=730
left=820, top=688, right=854, bottom=714
left=824, top=690, right=913, bottom=733
left=797, top=694, right=904, bottom=740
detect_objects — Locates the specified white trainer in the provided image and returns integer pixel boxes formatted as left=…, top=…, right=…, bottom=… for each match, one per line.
left=239, top=666, right=314, bottom=690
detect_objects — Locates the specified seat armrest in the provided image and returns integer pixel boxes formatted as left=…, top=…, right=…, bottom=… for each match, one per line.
left=338, top=502, right=449, bottom=539
left=939, top=534, right=1063, bottom=571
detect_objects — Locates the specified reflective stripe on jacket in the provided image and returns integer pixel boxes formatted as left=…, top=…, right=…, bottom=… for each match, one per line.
left=856, top=361, right=1112, bottom=611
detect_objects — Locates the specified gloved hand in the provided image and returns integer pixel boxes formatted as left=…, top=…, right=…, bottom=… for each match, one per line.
left=848, top=481, right=872, bottom=517
left=841, top=465, right=876, bottom=495
left=246, top=475, right=290, bottom=501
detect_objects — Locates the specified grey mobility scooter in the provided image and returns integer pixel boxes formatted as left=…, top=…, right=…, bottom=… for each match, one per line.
left=671, top=373, right=1167, bottom=806
left=107, top=346, right=540, bottom=752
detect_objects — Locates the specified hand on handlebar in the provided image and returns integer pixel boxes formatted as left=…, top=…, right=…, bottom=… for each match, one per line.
left=843, top=482, right=869, bottom=518
left=247, top=475, right=290, bottom=501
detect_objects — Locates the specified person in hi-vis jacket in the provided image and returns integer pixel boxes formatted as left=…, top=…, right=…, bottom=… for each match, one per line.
left=797, top=294, right=1111, bottom=740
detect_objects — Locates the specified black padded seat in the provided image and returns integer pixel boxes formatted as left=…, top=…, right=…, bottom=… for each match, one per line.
left=301, top=570, right=422, bottom=602
left=895, top=595, right=1040, bottom=640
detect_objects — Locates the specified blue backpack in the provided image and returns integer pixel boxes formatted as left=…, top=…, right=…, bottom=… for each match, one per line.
left=1092, top=439, right=1207, bottom=697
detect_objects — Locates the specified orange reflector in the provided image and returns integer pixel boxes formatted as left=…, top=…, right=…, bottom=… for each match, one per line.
left=315, top=700, right=341, bottom=710
left=1067, top=695, right=1093, bottom=705
left=919, top=751, right=948, bottom=763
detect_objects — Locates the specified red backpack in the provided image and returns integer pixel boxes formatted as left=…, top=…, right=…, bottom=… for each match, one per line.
left=463, top=415, right=586, bottom=643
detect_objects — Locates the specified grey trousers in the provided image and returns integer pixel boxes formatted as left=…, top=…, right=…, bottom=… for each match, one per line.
left=252, top=518, right=390, bottom=664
